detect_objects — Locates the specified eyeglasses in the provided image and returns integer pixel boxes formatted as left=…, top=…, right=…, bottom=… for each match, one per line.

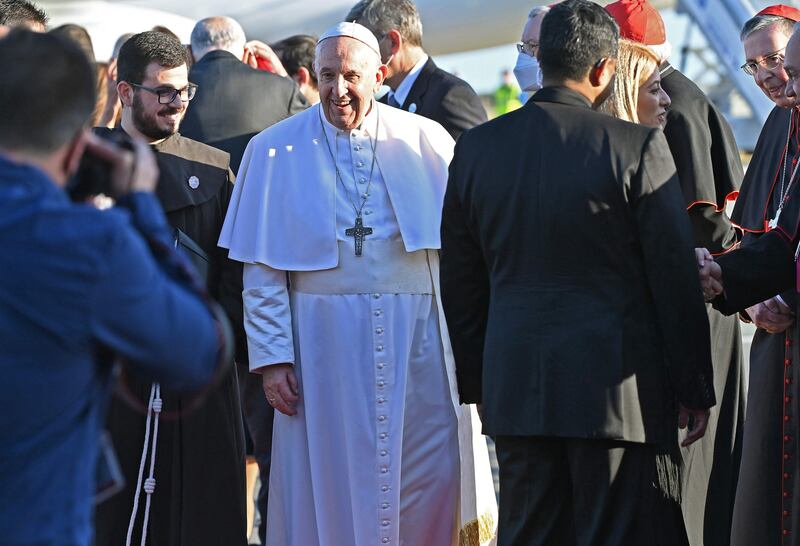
left=516, top=41, right=539, bottom=57
left=130, top=83, right=198, bottom=104
left=741, top=48, right=786, bottom=76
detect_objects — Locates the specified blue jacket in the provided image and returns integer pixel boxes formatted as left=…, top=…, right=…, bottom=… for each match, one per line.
left=0, top=154, right=220, bottom=546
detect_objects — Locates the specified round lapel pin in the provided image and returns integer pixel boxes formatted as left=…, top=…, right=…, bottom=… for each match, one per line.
left=188, top=175, right=200, bottom=189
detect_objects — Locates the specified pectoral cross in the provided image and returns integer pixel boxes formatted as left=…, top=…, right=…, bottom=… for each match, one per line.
left=345, top=216, right=373, bottom=256
left=769, top=208, right=783, bottom=230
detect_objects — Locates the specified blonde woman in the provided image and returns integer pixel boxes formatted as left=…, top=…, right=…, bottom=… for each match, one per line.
left=603, top=39, right=670, bottom=128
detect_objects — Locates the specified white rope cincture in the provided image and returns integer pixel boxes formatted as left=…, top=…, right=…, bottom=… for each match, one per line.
left=125, top=382, right=162, bottom=546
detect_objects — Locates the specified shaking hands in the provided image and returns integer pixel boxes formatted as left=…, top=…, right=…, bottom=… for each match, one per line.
left=696, top=248, right=723, bottom=302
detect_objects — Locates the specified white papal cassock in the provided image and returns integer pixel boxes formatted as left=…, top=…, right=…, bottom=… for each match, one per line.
left=219, top=102, right=496, bottom=546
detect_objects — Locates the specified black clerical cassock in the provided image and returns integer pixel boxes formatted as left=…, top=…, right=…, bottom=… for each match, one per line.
left=715, top=174, right=800, bottom=544
left=728, top=104, right=800, bottom=546
left=94, top=129, right=247, bottom=546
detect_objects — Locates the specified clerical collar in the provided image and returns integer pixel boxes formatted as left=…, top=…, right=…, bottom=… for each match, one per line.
left=389, top=54, right=428, bottom=108
left=318, top=101, right=380, bottom=140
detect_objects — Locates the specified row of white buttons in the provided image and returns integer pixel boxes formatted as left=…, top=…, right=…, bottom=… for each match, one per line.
left=372, top=293, right=392, bottom=544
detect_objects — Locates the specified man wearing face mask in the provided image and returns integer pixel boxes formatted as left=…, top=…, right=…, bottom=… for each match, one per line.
left=514, top=6, right=549, bottom=97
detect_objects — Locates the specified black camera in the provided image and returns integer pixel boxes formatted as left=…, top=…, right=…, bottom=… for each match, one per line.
left=67, top=129, right=134, bottom=202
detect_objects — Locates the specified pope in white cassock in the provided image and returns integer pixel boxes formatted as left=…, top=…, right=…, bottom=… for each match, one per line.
left=218, top=22, right=497, bottom=546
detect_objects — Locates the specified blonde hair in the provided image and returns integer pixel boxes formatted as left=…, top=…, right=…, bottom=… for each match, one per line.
left=603, top=39, right=660, bottom=124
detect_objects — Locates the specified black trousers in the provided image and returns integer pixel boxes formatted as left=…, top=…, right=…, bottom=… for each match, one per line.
left=495, top=436, right=688, bottom=546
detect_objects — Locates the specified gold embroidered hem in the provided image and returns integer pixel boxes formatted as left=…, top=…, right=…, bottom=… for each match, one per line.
left=459, top=512, right=496, bottom=546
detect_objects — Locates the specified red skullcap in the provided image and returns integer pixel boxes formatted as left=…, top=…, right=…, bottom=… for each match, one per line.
left=756, top=4, right=800, bottom=22
left=605, top=0, right=666, bottom=46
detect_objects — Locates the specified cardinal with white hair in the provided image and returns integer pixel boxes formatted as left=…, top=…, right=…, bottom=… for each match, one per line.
left=219, top=21, right=496, bottom=546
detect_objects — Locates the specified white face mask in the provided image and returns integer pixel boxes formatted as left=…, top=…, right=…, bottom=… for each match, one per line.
left=513, top=52, right=542, bottom=93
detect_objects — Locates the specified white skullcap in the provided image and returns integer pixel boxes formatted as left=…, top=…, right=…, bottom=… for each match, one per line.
left=318, top=21, right=381, bottom=56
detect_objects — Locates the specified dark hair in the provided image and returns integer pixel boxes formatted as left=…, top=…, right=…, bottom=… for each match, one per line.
left=0, top=0, right=47, bottom=29
left=272, top=34, right=318, bottom=86
left=49, top=23, right=95, bottom=63
left=117, top=30, right=187, bottom=85
left=0, top=29, right=95, bottom=153
left=539, top=0, right=619, bottom=82
left=346, top=0, right=423, bottom=47
left=152, top=25, right=181, bottom=42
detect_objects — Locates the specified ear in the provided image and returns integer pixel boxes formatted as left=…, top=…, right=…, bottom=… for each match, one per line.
left=385, top=29, right=402, bottom=56
left=589, top=57, right=616, bottom=88
left=117, top=81, right=135, bottom=107
left=374, top=63, right=388, bottom=91
left=62, top=128, right=89, bottom=179
left=296, top=66, right=312, bottom=86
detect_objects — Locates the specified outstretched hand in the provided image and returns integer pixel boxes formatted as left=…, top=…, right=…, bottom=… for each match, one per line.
left=695, top=248, right=723, bottom=301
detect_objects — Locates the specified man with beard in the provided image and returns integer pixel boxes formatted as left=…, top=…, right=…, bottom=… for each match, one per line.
left=93, top=31, right=247, bottom=546
left=726, top=6, right=800, bottom=545
left=441, top=1, right=714, bottom=543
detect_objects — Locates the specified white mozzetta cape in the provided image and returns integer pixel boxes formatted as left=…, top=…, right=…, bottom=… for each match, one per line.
left=219, top=102, right=454, bottom=270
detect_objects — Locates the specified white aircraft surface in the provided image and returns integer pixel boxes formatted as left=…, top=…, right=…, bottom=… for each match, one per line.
left=39, top=0, right=541, bottom=60
left=37, top=0, right=791, bottom=149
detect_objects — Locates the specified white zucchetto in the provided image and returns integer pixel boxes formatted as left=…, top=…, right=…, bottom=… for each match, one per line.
left=317, top=21, right=381, bottom=57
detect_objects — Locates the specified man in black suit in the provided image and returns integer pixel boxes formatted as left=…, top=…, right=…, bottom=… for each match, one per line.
left=440, top=1, right=715, bottom=544
left=346, top=0, right=487, bottom=140
left=181, top=16, right=307, bottom=173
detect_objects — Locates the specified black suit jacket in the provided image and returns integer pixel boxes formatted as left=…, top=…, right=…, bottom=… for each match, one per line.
left=381, top=57, right=487, bottom=140
left=441, top=86, right=715, bottom=445
left=181, top=50, right=308, bottom=174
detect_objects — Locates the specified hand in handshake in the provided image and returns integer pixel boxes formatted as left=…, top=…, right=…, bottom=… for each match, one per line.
left=696, top=248, right=723, bottom=302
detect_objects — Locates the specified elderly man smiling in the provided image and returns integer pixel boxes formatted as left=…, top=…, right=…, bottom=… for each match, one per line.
left=219, top=21, right=496, bottom=546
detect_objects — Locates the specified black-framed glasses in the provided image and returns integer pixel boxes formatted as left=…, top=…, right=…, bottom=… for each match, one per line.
left=130, top=83, right=198, bottom=104
left=516, top=41, right=539, bottom=57
left=741, top=47, right=786, bottom=76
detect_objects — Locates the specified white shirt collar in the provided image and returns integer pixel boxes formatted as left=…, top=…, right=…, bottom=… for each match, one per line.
left=318, top=100, right=380, bottom=141
left=390, top=54, right=429, bottom=108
